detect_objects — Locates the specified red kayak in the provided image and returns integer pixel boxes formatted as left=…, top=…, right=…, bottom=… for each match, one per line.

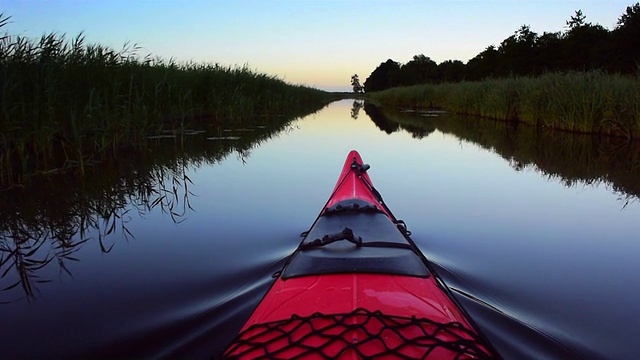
left=223, top=150, right=498, bottom=359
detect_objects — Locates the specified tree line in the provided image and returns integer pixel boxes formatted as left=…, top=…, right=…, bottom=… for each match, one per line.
left=364, top=3, right=640, bottom=92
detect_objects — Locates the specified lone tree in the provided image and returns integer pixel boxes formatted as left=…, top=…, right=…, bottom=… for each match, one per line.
left=566, top=9, right=587, bottom=30
left=351, top=74, right=364, bottom=93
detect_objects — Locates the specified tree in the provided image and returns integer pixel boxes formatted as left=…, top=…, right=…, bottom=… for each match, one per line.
left=350, top=74, right=364, bottom=93
left=362, top=3, right=640, bottom=88
left=616, top=2, right=640, bottom=29
left=562, top=23, right=611, bottom=71
left=437, top=60, right=465, bottom=82
left=466, top=45, right=501, bottom=80
left=536, top=31, right=563, bottom=72
left=566, top=10, right=587, bottom=30
left=398, top=54, right=438, bottom=85
left=613, top=2, right=640, bottom=72
left=364, top=59, right=401, bottom=92
left=498, top=25, right=540, bottom=75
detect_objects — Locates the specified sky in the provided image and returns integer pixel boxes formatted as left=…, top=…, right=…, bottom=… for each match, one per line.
left=0, top=0, right=633, bottom=91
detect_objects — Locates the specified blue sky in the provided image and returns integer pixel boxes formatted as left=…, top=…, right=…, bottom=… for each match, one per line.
left=1, top=0, right=632, bottom=91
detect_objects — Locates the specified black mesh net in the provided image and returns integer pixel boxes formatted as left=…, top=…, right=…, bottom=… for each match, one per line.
left=223, top=307, right=497, bottom=359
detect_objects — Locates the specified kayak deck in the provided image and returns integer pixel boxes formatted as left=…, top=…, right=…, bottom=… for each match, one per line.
left=231, top=273, right=472, bottom=333
left=223, top=150, right=497, bottom=359
left=282, top=199, right=429, bottom=279
left=225, top=276, right=491, bottom=359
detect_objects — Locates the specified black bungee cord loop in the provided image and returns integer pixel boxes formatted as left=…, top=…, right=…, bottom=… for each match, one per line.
left=299, top=159, right=355, bottom=238
left=354, top=161, right=413, bottom=237
left=301, top=156, right=412, bottom=242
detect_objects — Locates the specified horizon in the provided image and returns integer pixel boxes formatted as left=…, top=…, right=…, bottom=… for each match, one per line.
left=1, top=0, right=632, bottom=92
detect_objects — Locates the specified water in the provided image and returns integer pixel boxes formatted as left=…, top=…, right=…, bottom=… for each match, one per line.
left=2, top=100, right=640, bottom=359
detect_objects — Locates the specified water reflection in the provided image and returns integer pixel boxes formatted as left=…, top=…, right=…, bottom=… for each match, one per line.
left=3, top=99, right=638, bottom=359
left=364, top=104, right=640, bottom=204
left=359, top=103, right=640, bottom=359
left=0, top=113, right=319, bottom=303
left=350, top=100, right=364, bottom=119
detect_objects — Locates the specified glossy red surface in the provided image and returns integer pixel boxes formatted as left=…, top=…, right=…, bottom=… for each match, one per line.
left=226, top=150, right=491, bottom=358
left=239, top=150, right=474, bottom=328
left=233, top=274, right=485, bottom=359
left=241, top=274, right=471, bottom=328
left=326, top=150, right=390, bottom=216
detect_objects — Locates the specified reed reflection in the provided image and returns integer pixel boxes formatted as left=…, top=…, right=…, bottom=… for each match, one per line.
left=362, top=104, right=640, bottom=204
left=0, top=107, right=327, bottom=303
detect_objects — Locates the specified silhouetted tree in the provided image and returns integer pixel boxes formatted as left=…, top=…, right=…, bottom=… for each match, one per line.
left=397, top=54, right=438, bottom=85
left=617, top=2, right=640, bottom=28
left=498, top=25, right=540, bottom=75
left=364, top=59, right=401, bottom=92
left=566, top=10, right=587, bottom=29
left=437, top=60, right=466, bottom=82
left=351, top=74, right=364, bottom=93
left=467, top=45, right=501, bottom=80
left=613, top=2, right=640, bottom=72
left=536, top=31, right=563, bottom=72
left=562, top=22, right=612, bottom=71
left=363, top=3, right=640, bottom=91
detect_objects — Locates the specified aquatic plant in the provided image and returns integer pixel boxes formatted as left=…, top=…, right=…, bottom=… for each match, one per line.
left=0, top=15, right=334, bottom=187
left=367, top=71, right=640, bottom=139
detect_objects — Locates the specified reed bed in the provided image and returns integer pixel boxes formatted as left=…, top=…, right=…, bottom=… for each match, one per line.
left=0, top=17, right=333, bottom=186
left=367, top=72, right=640, bottom=139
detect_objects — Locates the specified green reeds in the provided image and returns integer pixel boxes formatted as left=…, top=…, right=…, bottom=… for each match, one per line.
left=367, top=71, right=640, bottom=138
left=0, top=16, right=332, bottom=186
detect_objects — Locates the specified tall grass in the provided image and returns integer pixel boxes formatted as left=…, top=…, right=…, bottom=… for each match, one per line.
left=0, top=15, right=333, bottom=186
left=367, top=71, right=640, bottom=139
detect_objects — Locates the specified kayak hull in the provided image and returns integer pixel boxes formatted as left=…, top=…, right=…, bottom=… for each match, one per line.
left=223, top=150, right=497, bottom=359
left=239, top=274, right=469, bottom=329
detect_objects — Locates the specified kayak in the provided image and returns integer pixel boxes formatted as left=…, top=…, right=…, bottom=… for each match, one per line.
left=223, top=150, right=498, bottom=359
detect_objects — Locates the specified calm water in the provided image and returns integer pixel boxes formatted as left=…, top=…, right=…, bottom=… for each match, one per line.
left=2, top=100, right=640, bottom=359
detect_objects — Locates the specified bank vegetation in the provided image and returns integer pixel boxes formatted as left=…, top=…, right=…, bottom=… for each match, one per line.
left=366, top=72, right=640, bottom=138
left=0, top=14, right=334, bottom=187
left=362, top=4, right=640, bottom=139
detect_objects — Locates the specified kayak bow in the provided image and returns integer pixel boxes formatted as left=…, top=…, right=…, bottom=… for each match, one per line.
left=223, top=150, right=498, bottom=359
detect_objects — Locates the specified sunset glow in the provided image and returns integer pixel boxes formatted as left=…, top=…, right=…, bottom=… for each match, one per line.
left=2, top=0, right=630, bottom=91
